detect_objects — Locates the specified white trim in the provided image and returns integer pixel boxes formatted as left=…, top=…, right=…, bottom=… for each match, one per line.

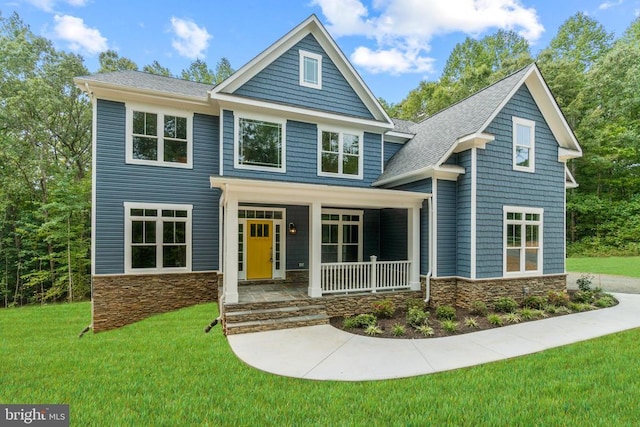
left=563, top=179, right=567, bottom=272
left=432, top=179, right=438, bottom=277
left=321, top=209, right=364, bottom=262
left=503, top=205, right=543, bottom=277
left=470, top=148, right=477, bottom=279
left=385, top=130, right=414, bottom=142
left=428, top=197, right=433, bottom=279
left=317, top=125, right=364, bottom=179
left=233, top=111, right=286, bottom=173
left=512, top=116, right=535, bottom=173
left=375, top=164, right=465, bottom=187
left=218, top=107, right=224, bottom=176
left=565, top=165, right=579, bottom=188
left=123, top=202, right=193, bottom=274
left=237, top=207, right=286, bottom=280
left=299, top=50, right=322, bottom=89
left=452, top=132, right=495, bottom=153
left=125, top=102, right=194, bottom=169
left=380, top=133, right=384, bottom=174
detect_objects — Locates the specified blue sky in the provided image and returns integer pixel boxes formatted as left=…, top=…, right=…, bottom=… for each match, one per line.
left=3, top=0, right=639, bottom=102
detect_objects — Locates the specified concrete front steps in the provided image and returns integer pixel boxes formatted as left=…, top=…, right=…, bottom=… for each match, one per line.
left=224, top=300, right=330, bottom=335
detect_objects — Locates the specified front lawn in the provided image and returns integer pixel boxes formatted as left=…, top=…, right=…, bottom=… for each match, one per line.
left=1, top=302, right=639, bottom=425
left=567, top=256, right=640, bottom=277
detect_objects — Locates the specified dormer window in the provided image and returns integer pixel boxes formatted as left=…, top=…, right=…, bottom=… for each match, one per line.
left=299, top=50, right=322, bottom=89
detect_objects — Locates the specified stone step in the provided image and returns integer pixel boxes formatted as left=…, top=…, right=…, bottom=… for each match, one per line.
left=224, top=298, right=317, bottom=312
left=225, top=304, right=326, bottom=323
left=225, top=313, right=330, bottom=335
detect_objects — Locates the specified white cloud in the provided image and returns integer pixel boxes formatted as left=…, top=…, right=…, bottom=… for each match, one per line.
left=26, top=0, right=87, bottom=12
left=599, top=0, right=624, bottom=10
left=53, top=14, right=108, bottom=55
left=169, top=17, right=212, bottom=59
left=313, top=0, right=544, bottom=75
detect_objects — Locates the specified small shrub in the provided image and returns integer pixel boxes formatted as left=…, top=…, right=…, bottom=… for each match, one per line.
left=405, top=297, right=425, bottom=311
left=576, top=273, right=594, bottom=292
left=371, top=299, right=396, bottom=318
left=352, top=313, right=377, bottom=328
left=407, top=307, right=429, bottom=327
left=518, top=307, right=535, bottom=320
left=435, top=305, right=456, bottom=320
left=594, top=294, right=616, bottom=308
left=342, top=317, right=358, bottom=329
left=464, top=317, right=479, bottom=328
left=392, top=323, right=406, bottom=336
left=572, top=290, right=594, bottom=304
left=554, top=306, right=572, bottom=314
left=494, top=297, right=518, bottom=313
left=523, top=295, right=547, bottom=309
left=364, top=324, right=383, bottom=336
left=503, top=312, right=522, bottom=324
left=487, top=313, right=503, bottom=326
left=531, top=309, right=548, bottom=318
left=440, top=319, right=459, bottom=334
left=469, top=300, right=488, bottom=316
left=543, top=304, right=559, bottom=314
left=569, top=302, right=594, bottom=312
left=416, top=324, right=434, bottom=337
left=548, top=290, right=570, bottom=307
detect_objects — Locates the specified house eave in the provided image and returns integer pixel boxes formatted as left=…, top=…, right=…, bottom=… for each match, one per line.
left=559, top=147, right=582, bottom=161
left=210, top=177, right=429, bottom=209
left=453, top=132, right=495, bottom=153
left=373, top=164, right=465, bottom=188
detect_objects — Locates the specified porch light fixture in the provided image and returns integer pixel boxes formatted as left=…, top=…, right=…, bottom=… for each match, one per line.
left=288, top=222, right=297, bottom=235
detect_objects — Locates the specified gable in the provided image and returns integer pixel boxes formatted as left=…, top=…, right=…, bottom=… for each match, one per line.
left=233, top=34, right=374, bottom=120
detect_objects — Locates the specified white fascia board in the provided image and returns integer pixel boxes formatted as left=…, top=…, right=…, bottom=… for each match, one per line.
left=384, top=131, right=414, bottom=144
left=76, top=79, right=212, bottom=114
left=214, top=93, right=393, bottom=132
left=210, top=176, right=429, bottom=209
left=453, top=132, right=495, bottom=152
left=565, top=165, right=579, bottom=188
left=374, top=164, right=465, bottom=188
left=559, top=147, right=582, bottom=161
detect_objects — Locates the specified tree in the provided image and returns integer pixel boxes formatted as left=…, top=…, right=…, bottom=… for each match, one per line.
left=98, top=49, right=138, bottom=73
left=214, top=57, right=234, bottom=83
left=180, top=58, right=215, bottom=83
left=143, top=60, right=172, bottom=77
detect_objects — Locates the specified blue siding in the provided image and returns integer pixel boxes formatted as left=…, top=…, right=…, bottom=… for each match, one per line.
left=94, top=100, right=219, bottom=274
left=437, top=180, right=457, bottom=276
left=285, top=205, right=309, bottom=270
left=222, top=110, right=383, bottom=187
left=395, top=179, right=432, bottom=275
left=475, top=85, right=565, bottom=278
left=363, top=209, right=380, bottom=260
left=383, top=141, right=403, bottom=165
left=380, top=209, right=407, bottom=260
left=234, top=34, right=374, bottom=120
left=456, top=151, right=472, bottom=278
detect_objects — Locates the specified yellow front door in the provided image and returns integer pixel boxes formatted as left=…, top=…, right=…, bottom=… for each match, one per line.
left=246, top=220, right=273, bottom=280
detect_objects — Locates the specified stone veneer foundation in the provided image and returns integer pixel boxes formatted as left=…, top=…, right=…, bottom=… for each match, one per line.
left=92, top=272, right=219, bottom=332
left=426, top=274, right=567, bottom=308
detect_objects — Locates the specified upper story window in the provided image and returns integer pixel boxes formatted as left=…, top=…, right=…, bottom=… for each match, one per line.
left=235, top=113, right=286, bottom=173
left=318, top=127, right=363, bottom=179
left=124, top=202, right=192, bottom=274
left=512, top=117, right=535, bottom=172
left=126, top=103, right=193, bottom=168
left=299, top=50, right=322, bottom=89
left=504, top=206, right=543, bottom=276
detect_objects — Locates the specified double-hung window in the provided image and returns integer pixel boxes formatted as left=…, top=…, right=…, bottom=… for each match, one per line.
left=318, top=128, right=363, bottom=178
left=235, top=114, right=285, bottom=172
left=299, top=50, right=322, bottom=89
left=321, top=210, right=363, bottom=263
left=124, top=202, right=192, bottom=273
left=512, top=117, right=535, bottom=172
left=504, top=206, right=542, bottom=275
left=126, top=104, right=193, bottom=168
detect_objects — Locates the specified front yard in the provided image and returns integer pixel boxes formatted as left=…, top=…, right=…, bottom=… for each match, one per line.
left=567, top=256, right=640, bottom=277
left=1, top=302, right=639, bottom=425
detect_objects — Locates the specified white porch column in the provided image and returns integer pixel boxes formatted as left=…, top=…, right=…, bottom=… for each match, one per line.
left=407, top=205, right=421, bottom=291
left=308, top=201, right=322, bottom=298
left=223, top=196, right=239, bottom=304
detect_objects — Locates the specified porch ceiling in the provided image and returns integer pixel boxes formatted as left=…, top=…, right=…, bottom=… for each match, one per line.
left=210, top=177, right=429, bottom=209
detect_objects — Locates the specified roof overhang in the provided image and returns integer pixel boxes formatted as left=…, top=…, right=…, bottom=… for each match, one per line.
left=453, top=132, right=495, bottom=153
left=211, top=177, right=429, bottom=209
left=559, top=147, right=582, bottom=161
left=565, top=165, right=579, bottom=189
left=74, top=78, right=212, bottom=114
left=210, top=15, right=393, bottom=127
left=384, top=130, right=415, bottom=144
left=374, top=164, right=465, bottom=188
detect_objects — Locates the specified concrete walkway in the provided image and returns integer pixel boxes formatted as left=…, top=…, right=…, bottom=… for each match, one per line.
left=227, top=292, right=640, bottom=381
left=567, top=272, right=640, bottom=294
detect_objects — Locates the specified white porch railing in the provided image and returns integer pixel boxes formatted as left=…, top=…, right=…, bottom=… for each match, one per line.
left=321, top=256, right=411, bottom=294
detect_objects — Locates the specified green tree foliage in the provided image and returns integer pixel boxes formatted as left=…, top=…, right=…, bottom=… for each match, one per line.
left=181, top=57, right=235, bottom=84
left=0, top=12, right=92, bottom=305
left=97, top=49, right=139, bottom=73
left=143, top=60, right=172, bottom=77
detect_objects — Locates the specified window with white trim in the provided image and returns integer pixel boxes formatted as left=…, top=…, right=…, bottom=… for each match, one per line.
left=124, top=203, right=192, bottom=273
left=504, top=206, right=542, bottom=275
left=126, top=104, right=193, bottom=168
left=235, top=114, right=285, bottom=172
left=512, top=117, right=535, bottom=172
left=318, top=128, right=363, bottom=178
left=299, top=50, right=322, bottom=89
left=321, top=210, right=363, bottom=263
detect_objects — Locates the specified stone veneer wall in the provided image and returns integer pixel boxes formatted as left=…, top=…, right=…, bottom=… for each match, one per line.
left=92, top=272, right=219, bottom=332
left=323, top=290, right=423, bottom=317
left=428, top=275, right=566, bottom=308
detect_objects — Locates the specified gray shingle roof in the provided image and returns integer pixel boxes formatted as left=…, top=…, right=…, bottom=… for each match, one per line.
left=76, top=70, right=214, bottom=99
left=391, top=118, right=416, bottom=133
left=376, top=64, right=533, bottom=185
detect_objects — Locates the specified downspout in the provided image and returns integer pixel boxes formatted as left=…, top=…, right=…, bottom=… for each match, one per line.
left=424, top=196, right=434, bottom=303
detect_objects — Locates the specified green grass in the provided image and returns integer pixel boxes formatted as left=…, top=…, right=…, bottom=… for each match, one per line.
left=2, top=303, right=640, bottom=425
left=567, top=256, right=640, bottom=277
